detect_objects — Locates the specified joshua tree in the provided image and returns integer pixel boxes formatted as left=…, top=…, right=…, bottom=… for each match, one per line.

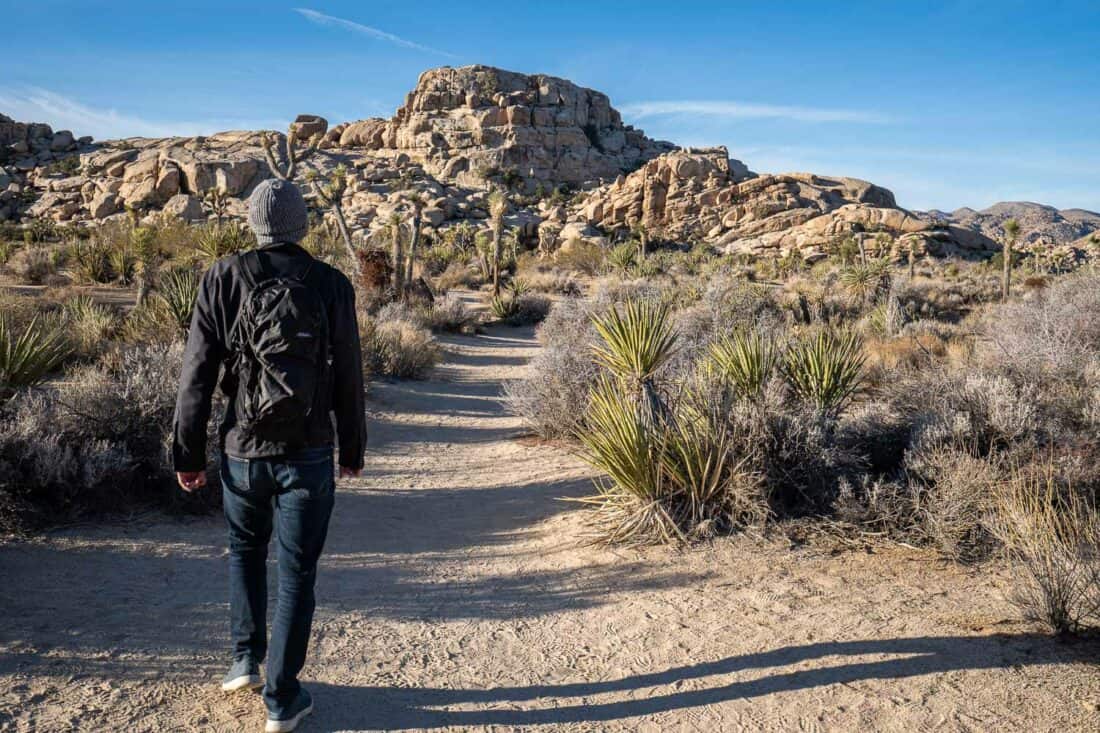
left=907, top=238, right=917, bottom=280
left=400, top=192, right=426, bottom=289
left=388, top=212, right=406, bottom=298
left=488, top=189, right=508, bottom=296
left=1002, top=218, right=1020, bottom=301
left=632, top=222, right=649, bottom=262
left=131, top=224, right=160, bottom=307
left=259, top=125, right=322, bottom=182
left=305, top=165, right=360, bottom=279
left=202, top=188, right=230, bottom=224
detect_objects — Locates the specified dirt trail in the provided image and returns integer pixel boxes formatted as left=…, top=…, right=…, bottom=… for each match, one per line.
left=2, top=322, right=1098, bottom=732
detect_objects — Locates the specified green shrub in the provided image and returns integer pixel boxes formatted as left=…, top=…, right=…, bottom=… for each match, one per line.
left=63, top=296, right=120, bottom=359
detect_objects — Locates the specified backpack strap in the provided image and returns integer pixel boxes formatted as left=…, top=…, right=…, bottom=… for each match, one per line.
left=236, top=249, right=266, bottom=291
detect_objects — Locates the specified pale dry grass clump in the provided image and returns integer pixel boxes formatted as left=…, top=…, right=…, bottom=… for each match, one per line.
left=426, top=293, right=480, bottom=334
left=990, top=461, right=1100, bottom=634
left=361, top=314, right=441, bottom=380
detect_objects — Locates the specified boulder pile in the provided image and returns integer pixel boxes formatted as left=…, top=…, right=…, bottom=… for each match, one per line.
left=5, top=65, right=1094, bottom=262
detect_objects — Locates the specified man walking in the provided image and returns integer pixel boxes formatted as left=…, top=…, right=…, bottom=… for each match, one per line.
left=173, top=178, right=366, bottom=732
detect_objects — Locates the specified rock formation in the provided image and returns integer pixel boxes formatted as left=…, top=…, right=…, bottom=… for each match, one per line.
left=564, top=147, right=998, bottom=258
left=2, top=65, right=1094, bottom=263
left=333, top=65, right=674, bottom=187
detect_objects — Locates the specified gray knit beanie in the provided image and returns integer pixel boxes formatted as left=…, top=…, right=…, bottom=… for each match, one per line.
left=247, top=178, right=308, bottom=245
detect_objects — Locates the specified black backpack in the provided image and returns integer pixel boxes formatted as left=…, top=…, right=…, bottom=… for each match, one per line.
left=231, top=250, right=330, bottom=444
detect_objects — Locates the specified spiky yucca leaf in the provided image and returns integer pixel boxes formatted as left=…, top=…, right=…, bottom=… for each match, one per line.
left=0, top=314, right=71, bottom=395
left=705, top=329, right=780, bottom=399
left=574, top=376, right=682, bottom=545
left=591, top=299, right=677, bottom=386
left=577, top=377, right=665, bottom=501
left=489, top=294, right=519, bottom=320
left=783, top=329, right=866, bottom=417
left=194, top=223, right=250, bottom=265
left=608, top=242, right=636, bottom=271
left=156, top=267, right=201, bottom=333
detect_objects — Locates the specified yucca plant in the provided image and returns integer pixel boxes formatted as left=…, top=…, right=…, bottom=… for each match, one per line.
left=705, top=329, right=780, bottom=399
left=575, top=376, right=678, bottom=544
left=508, top=278, right=530, bottom=298
left=108, top=244, right=137, bottom=285
left=194, top=222, right=250, bottom=265
left=489, top=294, right=519, bottom=320
left=783, top=329, right=866, bottom=418
left=608, top=242, right=637, bottom=272
left=661, top=401, right=767, bottom=534
left=591, top=299, right=676, bottom=391
left=0, top=314, right=72, bottom=397
left=156, top=267, right=201, bottom=333
left=841, top=258, right=891, bottom=307
left=71, top=239, right=114, bottom=283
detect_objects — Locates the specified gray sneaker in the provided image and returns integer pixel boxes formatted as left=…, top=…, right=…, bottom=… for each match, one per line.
left=221, top=656, right=262, bottom=692
left=265, top=688, right=313, bottom=732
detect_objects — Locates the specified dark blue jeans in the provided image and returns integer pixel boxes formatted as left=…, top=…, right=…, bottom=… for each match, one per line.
left=221, top=446, right=335, bottom=716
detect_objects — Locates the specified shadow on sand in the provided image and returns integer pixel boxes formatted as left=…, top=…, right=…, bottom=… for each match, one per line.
left=309, top=633, right=1099, bottom=730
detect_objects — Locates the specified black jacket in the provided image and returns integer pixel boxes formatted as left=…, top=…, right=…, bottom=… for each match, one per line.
left=172, top=242, right=366, bottom=472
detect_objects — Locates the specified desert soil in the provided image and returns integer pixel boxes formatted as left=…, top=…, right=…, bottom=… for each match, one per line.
left=1, top=317, right=1098, bottom=732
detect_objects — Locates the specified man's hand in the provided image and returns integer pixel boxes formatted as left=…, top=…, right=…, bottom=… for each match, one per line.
left=338, top=466, right=361, bottom=479
left=177, top=471, right=207, bottom=492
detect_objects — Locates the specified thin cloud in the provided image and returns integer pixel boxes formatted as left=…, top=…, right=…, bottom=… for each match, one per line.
left=620, top=100, right=893, bottom=124
left=294, top=8, right=457, bottom=59
left=0, top=87, right=283, bottom=140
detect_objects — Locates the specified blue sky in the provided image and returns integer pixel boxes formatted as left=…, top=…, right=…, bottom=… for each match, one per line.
left=1, top=1, right=1098, bottom=212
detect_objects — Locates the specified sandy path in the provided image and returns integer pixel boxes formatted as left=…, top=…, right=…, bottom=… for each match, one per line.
left=1, top=322, right=1098, bottom=732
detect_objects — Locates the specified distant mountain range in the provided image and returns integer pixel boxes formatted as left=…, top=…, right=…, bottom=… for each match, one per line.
left=922, top=201, right=1100, bottom=247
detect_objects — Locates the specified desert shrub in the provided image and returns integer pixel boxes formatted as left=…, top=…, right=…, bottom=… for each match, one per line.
left=554, top=240, right=607, bottom=276
left=434, top=260, right=481, bottom=291
left=71, top=239, right=114, bottom=283
left=426, top=293, right=479, bottom=334
left=375, top=300, right=430, bottom=329
left=121, top=300, right=185, bottom=344
left=0, top=341, right=220, bottom=532
left=491, top=292, right=551, bottom=326
left=360, top=316, right=441, bottom=379
left=0, top=291, right=52, bottom=334
left=11, top=246, right=58, bottom=285
left=63, top=295, right=120, bottom=359
left=673, top=273, right=784, bottom=364
left=504, top=296, right=603, bottom=438
left=908, top=446, right=1001, bottom=561
left=978, top=274, right=1100, bottom=434
left=990, top=460, right=1100, bottom=634
left=194, top=222, right=250, bottom=265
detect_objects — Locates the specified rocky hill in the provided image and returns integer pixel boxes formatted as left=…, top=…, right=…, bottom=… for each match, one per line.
left=4, top=64, right=1094, bottom=261
left=925, top=202, right=1100, bottom=247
